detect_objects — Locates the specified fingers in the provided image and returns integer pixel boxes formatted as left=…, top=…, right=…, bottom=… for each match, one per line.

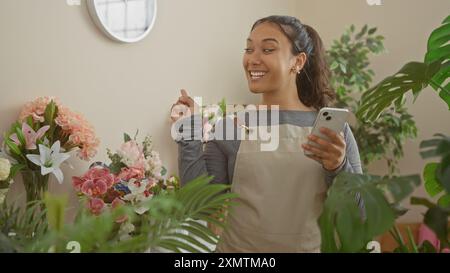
left=318, top=127, right=345, bottom=147
left=170, top=104, right=190, bottom=122
left=302, top=143, right=327, bottom=158
left=179, top=89, right=194, bottom=106
left=306, top=154, right=323, bottom=164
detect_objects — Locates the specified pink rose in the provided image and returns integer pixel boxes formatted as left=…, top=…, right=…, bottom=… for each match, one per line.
left=88, top=198, right=105, bottom=215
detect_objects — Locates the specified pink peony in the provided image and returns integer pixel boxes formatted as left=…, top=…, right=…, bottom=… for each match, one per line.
left=88, top=198, right=105, bottom=215
left=117, top=167, right=145, bottom=181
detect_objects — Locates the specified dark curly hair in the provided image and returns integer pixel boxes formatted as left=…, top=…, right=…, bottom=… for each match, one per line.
left=251, top=15, right=335, bottom=110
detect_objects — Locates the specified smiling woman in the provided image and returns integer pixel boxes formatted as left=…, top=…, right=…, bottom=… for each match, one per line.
left=169, top=15, right=363, bottom=253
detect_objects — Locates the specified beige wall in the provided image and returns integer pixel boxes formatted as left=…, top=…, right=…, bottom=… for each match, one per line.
left=1, top=0, right=449, bottom=223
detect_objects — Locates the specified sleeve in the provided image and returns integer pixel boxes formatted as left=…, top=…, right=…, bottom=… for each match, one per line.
left=174, top=115, right=229, bottom=186
left=323, top=122, right=363, bottom=186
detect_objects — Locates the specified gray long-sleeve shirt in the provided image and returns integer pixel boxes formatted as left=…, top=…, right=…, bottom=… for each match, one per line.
left=174, top=110, right=363, bottom=187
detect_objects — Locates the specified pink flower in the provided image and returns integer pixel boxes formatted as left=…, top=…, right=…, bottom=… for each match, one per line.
left=72, top=167, right=115, bottom=197
left=55, top=105, right=100, bottom=161
left=117, top=167, right=145, bottom=181
left=18, top=97, right=99, bottom=161
left=81, top=179, right=108, bottom=197
left=19, top=97, right=60, bottom=123
left=88, top=198, right=105, bottom=215
left=72, top=176, right=85, bottom=191
left=84, top=167, right=115, bottom=188
left=117, top=141, right=145, bottom=169
left=10, top=123, right=50, bottom=150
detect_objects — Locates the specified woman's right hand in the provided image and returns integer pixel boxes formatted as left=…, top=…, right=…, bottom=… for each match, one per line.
left=170, top=89, right=196, bottom=123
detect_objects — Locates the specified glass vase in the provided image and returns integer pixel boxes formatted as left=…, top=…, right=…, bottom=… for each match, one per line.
left=21, top=169, right=49, bottom=204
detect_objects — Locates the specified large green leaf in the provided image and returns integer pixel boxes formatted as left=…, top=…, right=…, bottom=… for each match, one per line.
left=319, top=172, right=420, bottom=252
left=357, top=61, right=440, bottom=122
left=425, top=15, right=450, bottom=108
left=423, top=163, right=444, bottom=197
left=420, top=134, right=450, bottom=193
left=357, top=14, right=450, bottom=121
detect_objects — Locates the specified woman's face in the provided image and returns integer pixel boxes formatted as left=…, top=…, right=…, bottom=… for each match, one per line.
left=243, top=22, right=302, bottom=94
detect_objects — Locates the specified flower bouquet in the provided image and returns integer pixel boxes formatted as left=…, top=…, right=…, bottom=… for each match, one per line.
left=1, top=97, right=99, bottom=203
left=72, top=132, right=180, bottom=240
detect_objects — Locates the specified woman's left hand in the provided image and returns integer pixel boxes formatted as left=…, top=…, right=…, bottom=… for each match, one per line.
left=301, top=127, right=346, bottom=171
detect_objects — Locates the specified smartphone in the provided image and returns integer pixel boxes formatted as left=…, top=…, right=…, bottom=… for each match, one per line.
left=304, top=107, right=349, bottom=155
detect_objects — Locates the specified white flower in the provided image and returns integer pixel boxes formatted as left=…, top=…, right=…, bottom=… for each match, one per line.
left=123, top=178, right=154, bottom=214
left=146, top=151, right=164, bottom=180
left=26, top=141, right=70, bottom=184
left=0, top=158, right=11, bottom=181
left=118, top=222, right=135, bottom=241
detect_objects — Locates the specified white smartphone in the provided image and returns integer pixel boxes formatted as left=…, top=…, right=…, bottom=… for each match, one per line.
left=304, top=107, right=349, bottom=155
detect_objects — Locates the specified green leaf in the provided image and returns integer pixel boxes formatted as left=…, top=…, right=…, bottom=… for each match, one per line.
left=356, top=25, right=368, bottom=40
left=218, top=98, right=227, bottom=116
left=319, top=172, right=420, bottom=252
left=425, top=15, right=450, bottom=109
left=44, top=193, right=68, bottom=232
left=368, top=27, right=377, bottom=35
left=357, top=62, right=440, bottom=122
left=423, top=163, right=444, bottom=197
left=5, top=137, right=21, bottom=156
left=14, top=126, right=26, bottom=148
left=340, top=63, right=347, bottom=74
left=123, top=133, right=131, bottom=142
left=423, top=206, right=449, bottom=248
left=437, top=194, right=450, bottom=208
left=330, top=61, right=339, bottom=70
left=44, top=100, right=57, bottom=125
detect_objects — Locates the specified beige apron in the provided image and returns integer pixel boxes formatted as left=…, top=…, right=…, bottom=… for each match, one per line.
left=215, top=124, right=328, bottom=253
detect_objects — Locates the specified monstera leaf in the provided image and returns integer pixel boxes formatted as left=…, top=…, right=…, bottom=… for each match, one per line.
left=426, top=15, right=450, bottom=105
left=420, top=134, right=450, bottom=195
left=319, top=172, right=420, bottom=253
left=357, top=14, right=450, bottom=121
left=357, top=62, right=440, bottom=121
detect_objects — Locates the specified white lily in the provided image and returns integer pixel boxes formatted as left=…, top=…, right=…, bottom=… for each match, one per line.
left=26, top=141, right=70, bottom=184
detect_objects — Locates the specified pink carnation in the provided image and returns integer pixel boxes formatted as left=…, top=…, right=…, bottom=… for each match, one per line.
left=18, top=97, right=99, bottom=161
left=56, top=105, right=99, bottom=161
left=19, top=96, right=60, bottom=123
